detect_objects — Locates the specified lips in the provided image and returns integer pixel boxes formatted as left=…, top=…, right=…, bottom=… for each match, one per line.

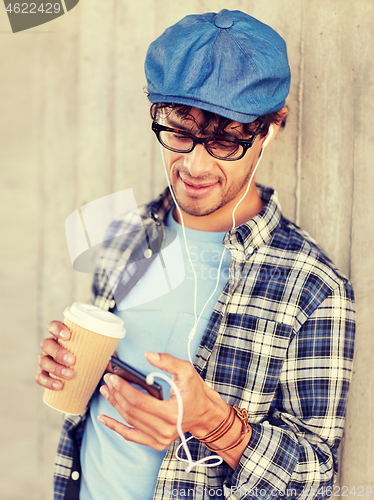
left=179, top=176, right=219, bottom=197
left=183, top=180, right=215, bottom=189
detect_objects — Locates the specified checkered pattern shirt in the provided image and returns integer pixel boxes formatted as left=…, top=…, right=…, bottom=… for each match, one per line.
left=53, top=185, right=355, bottom=500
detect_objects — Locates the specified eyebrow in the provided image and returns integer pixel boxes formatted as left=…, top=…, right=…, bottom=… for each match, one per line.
left=164, top=117, right=243, bottom=140
left=164, top=117, right=196, bottom=133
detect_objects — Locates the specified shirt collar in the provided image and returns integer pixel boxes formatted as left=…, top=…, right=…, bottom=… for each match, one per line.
left=145, top=187, right=173, bottom=223
left=223, top=184, right=283, bottom=259
left=146, top=184, right=282, bottom=259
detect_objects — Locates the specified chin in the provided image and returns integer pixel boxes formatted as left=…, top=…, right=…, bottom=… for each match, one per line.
left=175, top=197, right=225, bottom=218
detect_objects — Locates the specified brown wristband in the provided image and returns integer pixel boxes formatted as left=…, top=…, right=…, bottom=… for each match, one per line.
left=202, top=406, right=251, bottom=453
left=193, top=405, right=234, bottom=444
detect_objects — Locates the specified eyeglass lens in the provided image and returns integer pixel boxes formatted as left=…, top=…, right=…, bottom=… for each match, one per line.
left=159, top=130, right=244, bottom=160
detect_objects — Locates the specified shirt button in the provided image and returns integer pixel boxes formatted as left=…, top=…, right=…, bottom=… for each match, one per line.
left=71, top=471, right=80, bottom=481
left=144, top=249, right=152, bottom=259
left=247, top=246, right=253, bottom=254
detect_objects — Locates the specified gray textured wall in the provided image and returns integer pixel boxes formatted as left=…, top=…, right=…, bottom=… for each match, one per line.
left=0, top=1, right=373, bottom=498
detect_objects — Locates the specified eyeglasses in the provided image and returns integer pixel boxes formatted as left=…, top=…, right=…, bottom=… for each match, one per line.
left=151, top=122, right=256, bottom=161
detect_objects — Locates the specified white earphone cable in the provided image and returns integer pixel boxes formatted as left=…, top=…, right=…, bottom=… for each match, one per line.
left=146, top=371, right=223, bottom=472
left=152, top=137, right=267, bottom=471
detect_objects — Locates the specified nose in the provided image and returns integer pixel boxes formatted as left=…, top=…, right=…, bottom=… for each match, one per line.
left=183, top=143, right=215, bottom=177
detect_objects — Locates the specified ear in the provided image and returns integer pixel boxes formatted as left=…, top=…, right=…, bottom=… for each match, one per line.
left=261, top=106, right=288, bottom=148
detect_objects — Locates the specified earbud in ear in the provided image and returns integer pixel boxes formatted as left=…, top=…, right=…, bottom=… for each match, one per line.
left=262, top=124, right=274, bottom=148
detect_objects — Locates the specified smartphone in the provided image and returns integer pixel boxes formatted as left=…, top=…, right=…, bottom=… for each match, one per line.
left=107, top=356, right=163, bottom=400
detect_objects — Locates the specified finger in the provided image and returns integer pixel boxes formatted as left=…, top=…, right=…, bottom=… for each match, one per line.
left=145, top=352, right=194, bottom=379
left=97, top=415, right=170, bottom=451
left=47, top=320, right=71, bottom=341
left=102, top=373, right=170, bottom=419
left=35, top=368, right=64, bottom=390
left=101, top=374, right=177, bottom=429
left=99, top=383, right=176, bottom=440
left=40, top=338, right=75, bottom=367
left=39, top=353, right=74, bottom=380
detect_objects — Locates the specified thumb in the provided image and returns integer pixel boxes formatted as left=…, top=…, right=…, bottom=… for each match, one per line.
left=145, top=351, right=191, bottom=377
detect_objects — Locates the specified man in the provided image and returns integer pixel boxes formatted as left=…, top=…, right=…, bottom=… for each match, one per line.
left=36, top=10, right=355, bottom=500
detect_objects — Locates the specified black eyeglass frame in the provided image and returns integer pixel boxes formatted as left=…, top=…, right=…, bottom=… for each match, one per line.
left=151, top=121, right=256, bottom=161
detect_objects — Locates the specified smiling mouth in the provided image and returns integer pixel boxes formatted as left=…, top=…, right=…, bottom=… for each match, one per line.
left=180, top=175, right=219, bottom=188
left=183, top=180, right=215, bottom=188
left=179, top=176, right=219, bottom=197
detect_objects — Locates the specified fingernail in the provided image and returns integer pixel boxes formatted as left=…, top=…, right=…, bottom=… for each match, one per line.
left=62, top=368, right=73, bottom=379
left=100, top=386, right=109, bottom=399
left=146, top=351, right=160, bottom=363
left=60, top=330, right=69, bottom=340
left=104, top=373, right=116, bottom=388
left=97, top=415, right=106, bottom=424
left=53, top=381, right=62, bottom=390
left=64, top=353, right=75, bottom=365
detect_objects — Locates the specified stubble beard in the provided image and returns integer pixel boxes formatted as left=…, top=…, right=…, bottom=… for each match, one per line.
left=174, top=193, right=225, bottom=217
left=170, top=164, right=255, bottom=217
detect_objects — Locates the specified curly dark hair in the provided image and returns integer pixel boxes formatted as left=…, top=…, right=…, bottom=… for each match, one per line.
left=149, top=102, right=287, bottom=139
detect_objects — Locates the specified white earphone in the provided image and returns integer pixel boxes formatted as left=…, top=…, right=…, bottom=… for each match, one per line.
left=151, top=128, right=267, bottom=473
left=262, top=124, right=274, bottom=148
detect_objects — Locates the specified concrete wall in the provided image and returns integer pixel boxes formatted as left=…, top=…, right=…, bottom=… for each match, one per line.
left=0, top=1, right=373, bottom=498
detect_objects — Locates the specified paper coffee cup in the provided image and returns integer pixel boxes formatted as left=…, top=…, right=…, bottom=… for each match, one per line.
left=43, top=302, right=126, bottom=415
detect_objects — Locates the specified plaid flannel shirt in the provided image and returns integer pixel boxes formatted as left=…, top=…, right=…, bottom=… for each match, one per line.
left=54, top=185, right=355, bottom=500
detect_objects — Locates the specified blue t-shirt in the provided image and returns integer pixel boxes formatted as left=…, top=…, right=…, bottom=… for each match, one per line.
left=80, top=208, right=231, bottom=500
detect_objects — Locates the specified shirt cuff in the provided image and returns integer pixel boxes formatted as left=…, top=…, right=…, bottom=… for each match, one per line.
left=225, top=422, right=299, bottom=499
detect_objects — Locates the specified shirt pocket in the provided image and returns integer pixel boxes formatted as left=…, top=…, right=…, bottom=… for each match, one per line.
left=207, top=315, right=293, bottom=421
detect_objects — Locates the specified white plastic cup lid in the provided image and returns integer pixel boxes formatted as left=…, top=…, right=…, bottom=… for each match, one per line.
left=63, top=302, right=126, bottom=338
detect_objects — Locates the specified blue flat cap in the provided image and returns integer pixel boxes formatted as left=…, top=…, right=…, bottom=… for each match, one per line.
left=145, top=9, right=291, bottom=123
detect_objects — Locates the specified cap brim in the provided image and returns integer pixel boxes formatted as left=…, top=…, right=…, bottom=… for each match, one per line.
left=148, top=93, right=261, bottom=123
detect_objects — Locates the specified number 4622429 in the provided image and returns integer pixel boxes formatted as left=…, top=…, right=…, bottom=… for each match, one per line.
left=320, top=486, right=372, bottom=497
left=6, top=3, right=61, bottom=14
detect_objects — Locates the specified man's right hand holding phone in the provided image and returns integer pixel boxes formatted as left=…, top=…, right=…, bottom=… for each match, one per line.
left=36, top=321, right=76, bottom=390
